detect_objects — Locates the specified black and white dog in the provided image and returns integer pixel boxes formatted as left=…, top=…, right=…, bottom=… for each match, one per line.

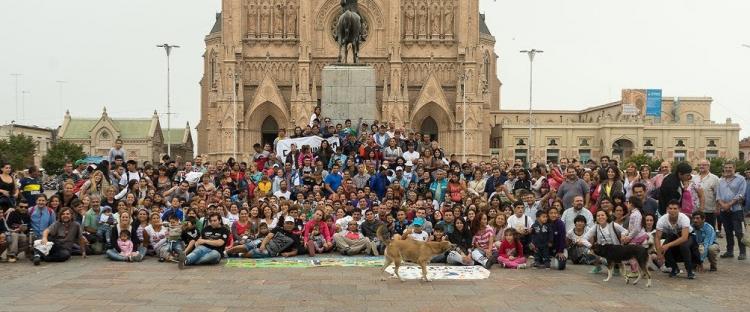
left=590, top=244, right=652, bottom=287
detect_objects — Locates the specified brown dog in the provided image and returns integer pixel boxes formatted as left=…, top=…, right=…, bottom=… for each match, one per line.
left=377, top=225, right=453, bottom=282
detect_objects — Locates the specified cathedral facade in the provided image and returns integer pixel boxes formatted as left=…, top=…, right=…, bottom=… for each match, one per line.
left=197, top=0, right=740, bottom=164
left=197, top=0, right=499, bottom=160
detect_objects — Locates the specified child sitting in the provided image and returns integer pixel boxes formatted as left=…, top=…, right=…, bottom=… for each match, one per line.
left=530, top=210, right=553, bottom=268
left=497, top=228, right=527, bottom=269
left=181, top=217, right=200, bottom=255
left=160, top=214, right=183, bottom=262
left=117, top=230, right=140, bottom=262
left=97, top=206, right=116, bottom=247
left=309, top=224, right=326, bottom=254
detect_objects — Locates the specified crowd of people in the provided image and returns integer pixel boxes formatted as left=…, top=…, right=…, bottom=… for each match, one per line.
left=0, top=113, right=748, bottom=281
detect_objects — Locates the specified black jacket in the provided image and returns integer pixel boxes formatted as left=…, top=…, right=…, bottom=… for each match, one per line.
left=109, top=222, right=141, bottom=253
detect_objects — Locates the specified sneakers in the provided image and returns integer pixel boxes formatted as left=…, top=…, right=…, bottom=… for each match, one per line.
left=669, top=268, right=679, bottom=278
left=738, top=254, right=747, bottom=261
left=340, top=248, right=350, bottom=256
left=33, top=254, right=41, bottom=266
left=590, top=266, right=602, bottom=274
left=158, top=257, right=166, bottom=262
left=613, top=267, right=621, bottom=276
left=720, top=252, right=734, bottom=259
left=516, top=263, right=527, bottom=269
left=177, top=251, right=186, bottom=270
left=687, top=272, right=696, bottom=279
left=709, top=264, right=717, bottom=272
left=7, top=256, right=16, bottom=263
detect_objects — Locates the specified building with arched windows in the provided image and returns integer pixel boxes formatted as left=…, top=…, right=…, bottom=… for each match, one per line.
left=196, top=0, right=741, bottom=164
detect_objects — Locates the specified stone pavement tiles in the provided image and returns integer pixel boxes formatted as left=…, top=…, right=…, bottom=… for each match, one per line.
left=0, top=253, right=748, bottom=312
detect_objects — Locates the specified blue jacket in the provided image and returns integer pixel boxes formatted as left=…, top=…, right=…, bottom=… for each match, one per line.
left=693, top=222, right=716, bottom=262
left=370, top=173, right=390, bottom=199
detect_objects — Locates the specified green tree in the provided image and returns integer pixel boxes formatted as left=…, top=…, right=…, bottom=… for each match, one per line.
left=42, top=141, right=86, bottom=175
left=0, top=134, right=36, bottom=170
left=622, top=153, right=664, bottom=172
left=708, top=158, right=750, bottom=176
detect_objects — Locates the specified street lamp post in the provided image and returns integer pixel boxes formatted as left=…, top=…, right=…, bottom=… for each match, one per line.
left=157, top=43, right=180, bottom=157
left=520, top=49, right=543, bottom=167
left=458, top=65, right=468, bottom=163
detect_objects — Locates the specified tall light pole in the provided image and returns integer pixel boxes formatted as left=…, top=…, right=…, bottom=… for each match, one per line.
left=458, top=66, right=468, bottom=163
left=520, top=49, right=543, bottom=166
left=56, top=80, right=67, bottom=117
left=157, top=43, right=180, bottom=157
left=10, top=73, right=22, bottom=120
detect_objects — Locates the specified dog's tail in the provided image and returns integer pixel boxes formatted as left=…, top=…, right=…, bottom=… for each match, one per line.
left=376, top=224, right=391, bottom=248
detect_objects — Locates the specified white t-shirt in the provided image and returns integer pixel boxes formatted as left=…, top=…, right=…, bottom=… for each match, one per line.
left=119, top=170, right=143, bottom=187
left=507, top=214, right=533, bottom=232
left=408, top=230, right=429, bottom=242
left=403, top=151, right=420, bottom=162
left=273, top=190, right=291, bottom=200
left=656, top=213, right=693, bottom=236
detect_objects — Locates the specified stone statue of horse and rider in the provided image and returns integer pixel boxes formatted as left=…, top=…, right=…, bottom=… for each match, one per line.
left=335, top=0, right=365, bottom=64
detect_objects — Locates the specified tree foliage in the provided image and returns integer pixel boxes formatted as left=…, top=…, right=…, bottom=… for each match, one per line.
left=708, top=158, right=750, bottom=176
left=42, top=141, right=86, bottom=175
left=622, top=154, right=664, bottom=172
left=0, top=134, right=36, bottom=170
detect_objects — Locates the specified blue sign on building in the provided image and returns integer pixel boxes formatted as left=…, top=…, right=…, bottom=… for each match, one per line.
left=645, top=89, right=662, bottom=117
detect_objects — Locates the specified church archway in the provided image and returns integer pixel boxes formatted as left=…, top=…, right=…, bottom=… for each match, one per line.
left=420, top=117, right=438, bottom=141
left=261, top=116, right=279, bottom=147
left=612, top=139, right=634, bottom=161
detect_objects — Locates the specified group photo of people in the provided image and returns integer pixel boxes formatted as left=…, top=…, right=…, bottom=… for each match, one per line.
left=1, top=110, right=748, bottom=282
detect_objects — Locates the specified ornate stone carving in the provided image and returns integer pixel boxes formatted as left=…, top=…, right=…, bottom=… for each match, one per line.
left=260, top=0, right=271, bottom=35
left=404, top=1, right=415, bottom=38
left=443, top=0, right=453, bottom=35
left=273, top=0, right=285, bottom=35
left=430, top=0, right=441, bottom=37
left=246, top=0, right=258, bottom=37
left=286, top=0, right=297, bottom=37
left=417, top=1, right=428, bottom=36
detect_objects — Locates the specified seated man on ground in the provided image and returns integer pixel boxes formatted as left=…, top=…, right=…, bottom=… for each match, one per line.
left=178, top=212, right=228, bottom=269
left=243, top=216, right=300, bottom=258
left=333, top=220, right=372, bottom=256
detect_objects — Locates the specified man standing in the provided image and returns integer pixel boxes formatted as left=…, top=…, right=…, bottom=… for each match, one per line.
left=694, top=159, right=719, bottom=233
left=56, top=161, right=80, bottom=192
left=20, top=166, right=44, bottom=206
left=716, top=162, right=747, bottom=260
left=556, top=167, right=589, bottom=209
left=179, top=213, right=229, bottom=268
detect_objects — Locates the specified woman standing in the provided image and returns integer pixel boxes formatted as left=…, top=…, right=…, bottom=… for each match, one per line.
left=623, top=162, right=640, bottom=198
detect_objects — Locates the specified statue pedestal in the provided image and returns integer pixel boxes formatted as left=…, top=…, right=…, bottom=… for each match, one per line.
left=322, top=65, right=378, bottom=126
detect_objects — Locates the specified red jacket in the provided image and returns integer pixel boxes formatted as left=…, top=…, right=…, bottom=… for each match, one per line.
left=302, top=219, right=332, bottom=244
left=498, top=239, right=525, bottom=259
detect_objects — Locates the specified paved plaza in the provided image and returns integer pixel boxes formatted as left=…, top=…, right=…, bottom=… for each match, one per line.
left=1, top=248, right=748, bottom=312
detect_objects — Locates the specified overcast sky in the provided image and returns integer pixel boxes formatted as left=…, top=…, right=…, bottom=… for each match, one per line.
left=2, top=0, right=749, bottom=138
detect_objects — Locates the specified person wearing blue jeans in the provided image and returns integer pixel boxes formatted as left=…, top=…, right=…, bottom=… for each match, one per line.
left=716, top=162, right=747, bottom=260
left=243, top=216, right=300, bottom=259
left=178, top=213, right=229, bottom=269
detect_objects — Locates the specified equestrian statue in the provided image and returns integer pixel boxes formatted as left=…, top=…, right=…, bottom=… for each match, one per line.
left=335, top=0, right=364, bottom=64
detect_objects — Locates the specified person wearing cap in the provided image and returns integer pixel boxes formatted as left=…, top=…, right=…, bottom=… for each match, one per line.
left=240, top=216, right=301, bottom=258
left=72, top=159, right=88, bottom=179
left=400, top=217, right=429, bottom=242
